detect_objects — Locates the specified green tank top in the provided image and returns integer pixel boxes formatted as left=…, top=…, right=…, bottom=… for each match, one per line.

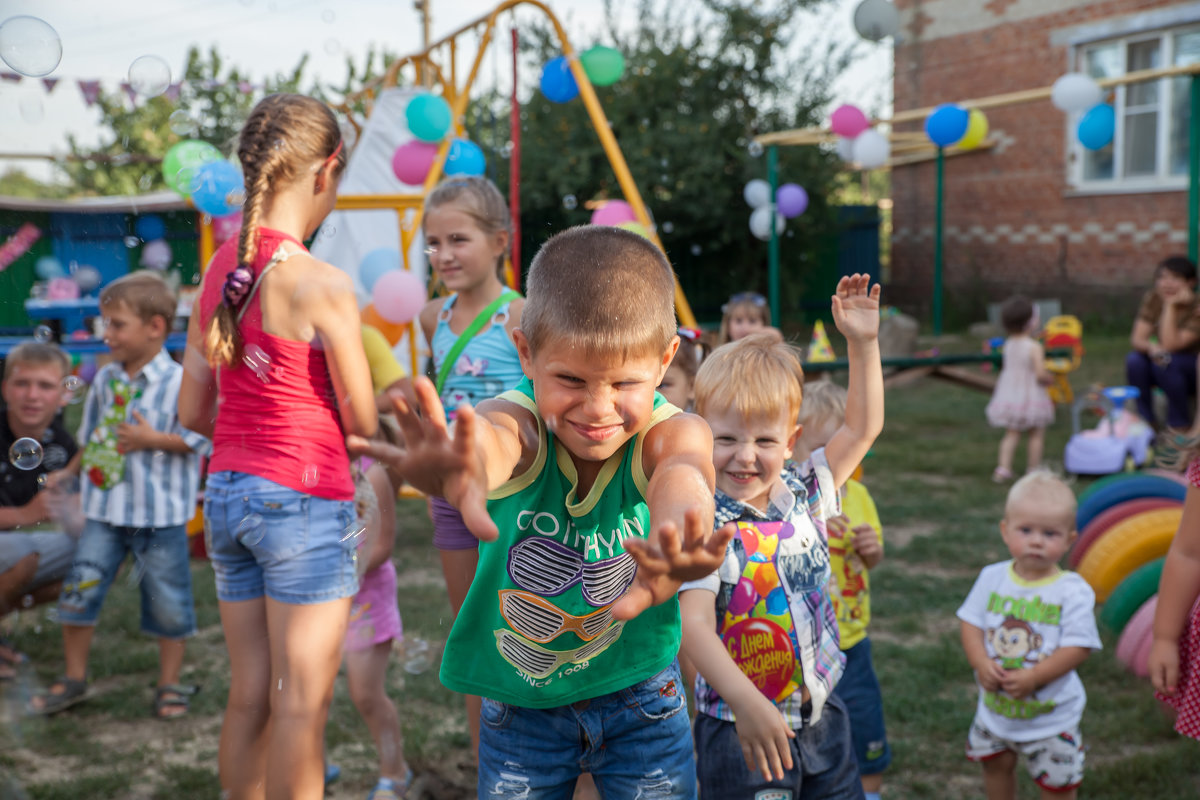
left=439, top=378, right=682, bottom=707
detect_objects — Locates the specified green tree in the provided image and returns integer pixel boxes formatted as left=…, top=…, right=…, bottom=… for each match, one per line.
left=0, top=168, right=71, bottom=199
left=472, top=0, right=854, bottom=328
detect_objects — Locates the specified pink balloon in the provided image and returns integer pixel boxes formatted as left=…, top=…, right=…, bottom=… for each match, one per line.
left=590, top=200, right=637, bottom=227
left=371, top=269, right=425, bottom=325
left=213, top=212, right=242, bottom=245
left=830, top=104, right=870, bottom=138
left=392, top=141, right=440, bottom=186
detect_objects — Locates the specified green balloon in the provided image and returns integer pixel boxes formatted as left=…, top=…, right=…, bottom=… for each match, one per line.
left=162, top=140, right=222, bottom=196
left=581, top=45, right=625, bottom=87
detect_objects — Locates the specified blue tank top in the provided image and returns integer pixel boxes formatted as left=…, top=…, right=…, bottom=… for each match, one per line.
left=430, top=293, right=525, bottom=418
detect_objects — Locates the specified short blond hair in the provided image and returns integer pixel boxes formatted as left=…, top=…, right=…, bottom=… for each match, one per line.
left=797, top=379, right=847, bottom=429
left=3, top=341, right=70, bottom=380
left=695, top=332, right=804, bottom=422
left=520, top=226, right=677, bottom=360
left=1006, top=469, right=1077, bottom=526
left=100, top=271, right=176, bottom=328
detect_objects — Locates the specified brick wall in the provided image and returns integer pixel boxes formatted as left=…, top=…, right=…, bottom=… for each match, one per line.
left=890, top=0, right=1193, bottom=323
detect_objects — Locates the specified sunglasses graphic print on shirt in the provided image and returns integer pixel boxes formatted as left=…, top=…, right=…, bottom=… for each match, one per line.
left=494, top=537, right=637, bottom=680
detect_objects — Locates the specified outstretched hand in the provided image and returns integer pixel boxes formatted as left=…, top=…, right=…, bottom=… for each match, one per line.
left=347, top=376, right=498, bottom=542
left=830, top=273, right=881, bottom=344
left=612, top=515, right=735, bottom=621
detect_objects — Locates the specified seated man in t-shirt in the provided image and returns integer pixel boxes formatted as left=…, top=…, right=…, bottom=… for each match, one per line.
left=0, top=342, right=81, bottom=639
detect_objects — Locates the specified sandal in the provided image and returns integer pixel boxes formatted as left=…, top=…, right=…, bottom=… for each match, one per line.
left=154, top=683, right=198, bottom=720
left=992, top=466, right=1013, bottom=483
left=27, top=676, right=89, bottom=715
left=366, top=767, right=414, bottom=800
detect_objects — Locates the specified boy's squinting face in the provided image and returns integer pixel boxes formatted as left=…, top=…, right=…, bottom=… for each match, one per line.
left=1000, top=494, right=1077, bottom=580
left=2, top=362, right=66, bottom=432
left=517, top=334, right=676, bottom=467
left=656, top=363, right=693, bottom=410
left=101, top=302, right=164, bottom=367
left=706, top=404, right=800, bottom=512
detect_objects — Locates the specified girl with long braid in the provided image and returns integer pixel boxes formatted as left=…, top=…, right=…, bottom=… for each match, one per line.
left=179, top=93, right=377, bottom=800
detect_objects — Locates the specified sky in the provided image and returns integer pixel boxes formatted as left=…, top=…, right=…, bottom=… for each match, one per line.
left=0, top=0, right=892, bottom=183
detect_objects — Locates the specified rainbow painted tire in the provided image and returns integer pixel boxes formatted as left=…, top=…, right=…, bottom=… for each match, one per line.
left=1099, top=558, right=1164, bottom=635
left=1076, top=507, right=1181, bottom=603
left=1078, top=473, right=1144, bottom=507
left=1069, top=498, right=1180, bottom=568
left=1075, top=475, right=1185, bottom=532
left=1115, top=595, right=1158, bottom=678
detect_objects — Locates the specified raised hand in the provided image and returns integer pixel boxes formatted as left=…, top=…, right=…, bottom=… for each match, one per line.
left=348, top=376, right=498, bottom=541
left=612, top=514, right=735, bottom=621
left=830, top=273, right=881, bottom=344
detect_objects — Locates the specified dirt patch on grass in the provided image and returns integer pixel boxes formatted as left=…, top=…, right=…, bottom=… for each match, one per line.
left=873, top=613, right=961, bottom=648
left=887, top=521, right=940, bottom=548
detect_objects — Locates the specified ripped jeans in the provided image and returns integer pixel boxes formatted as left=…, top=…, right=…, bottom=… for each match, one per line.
left=477, top=659, right=696, bottom=800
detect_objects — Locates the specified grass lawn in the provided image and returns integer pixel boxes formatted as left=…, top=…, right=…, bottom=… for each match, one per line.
left=2, top=330, right=1199, bottom=798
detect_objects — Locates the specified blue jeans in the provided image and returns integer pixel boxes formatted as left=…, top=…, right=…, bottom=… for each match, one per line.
left=1126, top=350, right=1197, bottom=429
left=203, top=471, right=358, bottom=604
left=833, top=638, right=891, bottom=776
left=693, top=692, right=864, bottom=800
left=57, top=520, right=196, bottom=639
left=477, top=660, right=696, bottom=799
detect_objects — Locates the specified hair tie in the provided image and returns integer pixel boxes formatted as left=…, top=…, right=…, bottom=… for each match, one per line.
left=322, top=140, right=343, bottom=169
left=222, top=264, right=254, bottom=308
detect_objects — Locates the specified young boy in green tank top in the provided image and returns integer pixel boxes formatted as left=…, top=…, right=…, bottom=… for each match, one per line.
left=353, top=226, right=733, bottom=799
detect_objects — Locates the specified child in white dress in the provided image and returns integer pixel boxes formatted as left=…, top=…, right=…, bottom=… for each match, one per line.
left=986, top=296, right=1054, bottom=482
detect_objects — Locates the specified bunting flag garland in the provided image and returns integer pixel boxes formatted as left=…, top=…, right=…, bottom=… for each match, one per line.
left=42, top=77, right=59, bottom=93
left=807, top=320, right=837, bottom=363
left=120, top=82, right=138, bottom=105
left=77, top=79, right=101, bottom=107
left=0, top=223, right=43, bottom=274
left=1, top=73, right=267, bottom=109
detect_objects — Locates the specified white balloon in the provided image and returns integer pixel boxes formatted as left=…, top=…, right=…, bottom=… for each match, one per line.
left=836, top=136, right=856, bottom=162
left=73, top=265, right=102, bottom=293
left=1051, top=73, right=1103, bottom=113
left=139, top=239, right=173, bottom=270
left=743, top=179, right=772, bottom=209
left=749, top=207, right=786, bottom=242
left=852, top=129, right=891, bottom=169
left=853, top=0, right=900, bottom=42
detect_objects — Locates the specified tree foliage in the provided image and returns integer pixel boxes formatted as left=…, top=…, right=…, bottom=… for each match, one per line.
left=471, top=0, right=855, bottom=326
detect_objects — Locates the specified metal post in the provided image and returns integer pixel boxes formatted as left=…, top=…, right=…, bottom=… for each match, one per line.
left=933, top=146, right=945, bottom=337
left=767, top=145, right=780, bottom=328
left=1190, top=74, right=1199, bottom=263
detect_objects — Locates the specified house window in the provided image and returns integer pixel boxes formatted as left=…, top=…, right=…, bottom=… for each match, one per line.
left=1073, top=27, right=1200, bottom=190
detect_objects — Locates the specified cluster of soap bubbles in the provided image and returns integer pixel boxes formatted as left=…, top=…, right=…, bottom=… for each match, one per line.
left=9, top=437, right=43, bottom=471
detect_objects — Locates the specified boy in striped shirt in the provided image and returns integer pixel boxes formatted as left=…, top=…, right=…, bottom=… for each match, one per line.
left=30, top=272, right=209, bottom=718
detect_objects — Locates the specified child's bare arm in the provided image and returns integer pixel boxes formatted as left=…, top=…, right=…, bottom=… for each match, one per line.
left=680, top=589, right=795, bottom=781
left=1001, top=646, right=1091, bottom=700
left=961, top=620, right=1006, bottom=691
left=348, top=376, right=527, bottom=542
left=362, top=463, right=397, bottom=574
left=1151, top=485, right=1200, bottom=694
left=824, top=275, right=884, bottom=488
left=615, top=414, right=734, bottom=620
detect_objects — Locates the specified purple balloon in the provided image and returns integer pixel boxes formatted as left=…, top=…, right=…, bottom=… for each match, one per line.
left=776, top=184, right=809, bottom=219
left=727, top=577, right=759, bottom=617
left=776, top=521, right=796, bottom=540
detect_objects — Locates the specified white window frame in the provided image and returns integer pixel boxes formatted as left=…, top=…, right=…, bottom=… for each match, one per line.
left=1068, top=24, right=1200, bottom=194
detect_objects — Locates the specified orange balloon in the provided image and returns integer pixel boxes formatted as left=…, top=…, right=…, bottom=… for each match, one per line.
left=362, top=304, right=408, bottom=346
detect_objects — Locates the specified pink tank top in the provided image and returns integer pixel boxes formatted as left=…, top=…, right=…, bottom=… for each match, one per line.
left=199, top=228, right=353, bottom=500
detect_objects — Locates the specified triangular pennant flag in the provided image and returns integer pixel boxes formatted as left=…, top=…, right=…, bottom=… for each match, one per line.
left=1, top=72, right=22, bottom=83
left=77, top=79, right=101, bottom=106
left=807, top=320, right=837, bottom=363
left=42, top=77, right=59, bottom=93
left=165, top=82, right=182, bottom=102
left=120, top=82, right=138, bottom=105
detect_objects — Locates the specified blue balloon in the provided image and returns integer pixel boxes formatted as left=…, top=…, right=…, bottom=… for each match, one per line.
left=540, top=56, right=579, bottom=103
left=1078, top=103, right=1116, bottom=151
left=924, top=103, right=970, bottom=147
left=134, top=214, right=166, bottom=242
left=406, top=94, right=452, bottom=143
left=765, top=587, right=789, bottom=615
left=359, top=248, right=401, bottom=292
left=189, top=160, right=243, bottom=217
left=444, top=139, right=486, bottom=176
left=35, top=255, right=64, bottom=280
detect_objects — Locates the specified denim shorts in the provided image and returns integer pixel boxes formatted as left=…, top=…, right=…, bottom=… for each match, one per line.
left=203, top=471, right=358, bottom=605
left=57, top=519, right=196, bottom=639
left=430, top=495, right=479, bottom=551
left=0, top=530, right=77, bottom=588
left=477, top=660, right=696, bottom=799
left=693, top=692, right=864, bottom=800
left=833, top=637, right=892, bottom=776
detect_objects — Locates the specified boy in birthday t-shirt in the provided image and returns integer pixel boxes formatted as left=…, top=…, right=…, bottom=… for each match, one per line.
left=679, top=274, right=883, bottom=800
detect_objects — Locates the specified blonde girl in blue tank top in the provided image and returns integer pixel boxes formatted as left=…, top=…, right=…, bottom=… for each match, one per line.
left=417, top=176, right=524, bottom=761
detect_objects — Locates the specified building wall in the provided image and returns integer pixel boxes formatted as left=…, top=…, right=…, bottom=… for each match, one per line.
left=890, top=0, right=1196, bottom=322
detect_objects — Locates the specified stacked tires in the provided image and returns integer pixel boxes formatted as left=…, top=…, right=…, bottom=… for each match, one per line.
left=1072, top=472, right=1186, bottom=676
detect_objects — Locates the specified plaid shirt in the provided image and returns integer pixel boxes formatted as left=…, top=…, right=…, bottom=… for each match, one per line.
left=686, top=449, right=845, bottom=727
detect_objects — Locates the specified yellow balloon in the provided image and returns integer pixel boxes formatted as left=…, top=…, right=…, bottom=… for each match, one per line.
left=616, top=221, right=652, bottom=238
left=959, top=109, right=989, bottom=150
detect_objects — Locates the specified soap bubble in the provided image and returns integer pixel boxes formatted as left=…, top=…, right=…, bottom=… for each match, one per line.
left=748, top=140, right=764, bottom=157
left=10, top=437, right=44, bottom=470
left=236, top=513, right=265, bottom=546
left=661, top=221, right=674, bottom=234
left=33, top=325, right=52, bottom=343
left=168, top=110, right=197, bottom=136
left=690, top=244, right=702, bottom=256
left=321, top=8, right=335, bottom=22
left=123, top=235, right=140, bottom=248
left=302, top=465, right=319, bottom=487
left=242, top=343, right=272, bottom=383
left=402, top=637, right=432, bottom=674
left=128, top=55, right=171, bottom=98
left=562, top=194, right=578, bottom=211
left=0, top=16, right=62, bottom=77
left=62, top=375, right=84, bottom=403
